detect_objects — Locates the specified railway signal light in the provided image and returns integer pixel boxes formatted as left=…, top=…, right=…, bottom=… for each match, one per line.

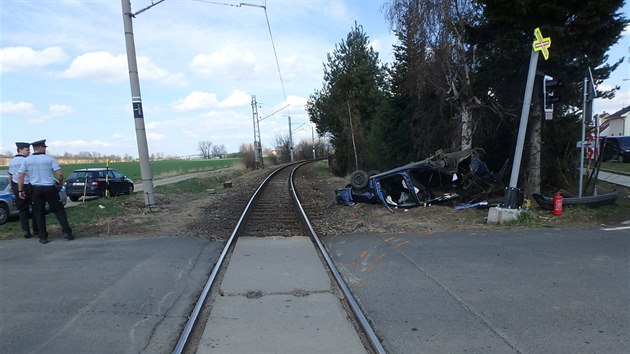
left=543, top=75, right=560, bottom=117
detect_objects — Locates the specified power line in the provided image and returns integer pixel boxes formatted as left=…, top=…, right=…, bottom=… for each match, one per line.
left=190, top=0, right=295, bottom=160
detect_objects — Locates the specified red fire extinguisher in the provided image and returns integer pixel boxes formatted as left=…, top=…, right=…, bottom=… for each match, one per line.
left=552, top=192, right=563, bottom=216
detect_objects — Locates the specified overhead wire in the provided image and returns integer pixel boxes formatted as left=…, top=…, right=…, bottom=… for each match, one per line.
left=190, top=0, right=297, bottom=155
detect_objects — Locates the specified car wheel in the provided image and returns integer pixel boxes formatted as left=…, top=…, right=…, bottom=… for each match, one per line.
left=350, top=170, right=369, bottom=190
left=0, top=204, right=9, bottom=225
left=69, top=196, right=80, bottom=202
left=126, top=184, right=134, bottom=195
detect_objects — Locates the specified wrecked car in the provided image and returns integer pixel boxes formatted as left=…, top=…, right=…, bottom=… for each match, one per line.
left=335, top=148, right=506, bottom=212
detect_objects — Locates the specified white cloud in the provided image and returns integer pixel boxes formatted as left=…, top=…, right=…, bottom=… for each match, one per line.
left=145, top=121, right=163, bottom=130
left=147, top=132, right=167, bottom=141
left=0, top=101, right=39, bottom=117
left=278, top=55, right=303, bottom=81
left=218, top=90, right=251, bottom=108
left=0, top=101, right=49, bottom=123
left=49, top=104, right=73, bottom=117
left=189, top=45, right=259, bottom=79
left=59, top=51, right=128, bottom=83
left=172, top=90, right=250, bottom=112
left=1, top=101, right=78, bottom=125
left=183, top=130, right=199, bottom=138
left=0, top=46, right=69, bottom=73
left=173, top=91, right=219, bottom=111
left=59, top=51, right=187, bottom=86
left=284, top=95, right=308, bottom=108
left=137, top=57, right=188, bottom=86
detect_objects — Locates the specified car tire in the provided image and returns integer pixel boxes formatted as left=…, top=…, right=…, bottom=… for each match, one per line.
left=69, top=196, right=80, bottom=202
left=0, top=204, right=9, bottom=225
left=126, top=185, right=134, bottom=195
left=350, top=170, right=369, bottom=190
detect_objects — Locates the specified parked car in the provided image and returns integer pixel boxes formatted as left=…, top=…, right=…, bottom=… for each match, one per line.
left=64, top=168, right=134, bottom=201
left=0, top=170, right=68, bottom=225
left=600, top=136, right=630, bottom=163
left=335, top=148, right=507, bottom=212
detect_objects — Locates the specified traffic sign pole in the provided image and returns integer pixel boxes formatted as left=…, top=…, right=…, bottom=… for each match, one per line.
left=504, top=50, right=539, bottom=207
left=504, top=27, right=551, bottom=208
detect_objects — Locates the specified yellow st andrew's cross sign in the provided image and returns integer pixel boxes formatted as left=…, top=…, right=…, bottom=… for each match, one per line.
left=532, top=27, right=551, bottom=60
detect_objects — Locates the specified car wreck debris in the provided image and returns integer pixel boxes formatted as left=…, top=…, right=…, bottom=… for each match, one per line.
left=335, top=148, right=506, bottom=212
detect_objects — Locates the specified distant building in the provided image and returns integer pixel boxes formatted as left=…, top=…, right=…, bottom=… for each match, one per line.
left=599, top=106, right=630, bottom=136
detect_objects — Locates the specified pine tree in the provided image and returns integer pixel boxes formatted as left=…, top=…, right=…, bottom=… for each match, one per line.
left=306, top=23, right=388, bottom=175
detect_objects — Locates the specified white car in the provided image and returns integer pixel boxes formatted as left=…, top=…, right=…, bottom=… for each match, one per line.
left=0, top=171, right=68, bottom=225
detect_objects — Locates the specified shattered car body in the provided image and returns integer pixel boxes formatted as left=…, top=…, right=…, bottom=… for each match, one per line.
left=335, top=148, right=505, bottom=212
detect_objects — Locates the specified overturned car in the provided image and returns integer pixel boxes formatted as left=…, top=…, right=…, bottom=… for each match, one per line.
left=335, top=148, right=506, bottom=212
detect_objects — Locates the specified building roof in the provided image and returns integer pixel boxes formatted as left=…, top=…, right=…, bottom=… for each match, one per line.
left=605, top=106, right=630, bottom=121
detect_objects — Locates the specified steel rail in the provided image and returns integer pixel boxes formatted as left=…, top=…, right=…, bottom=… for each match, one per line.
left=173, top=164, right=294, bottom=354
left=290, top=161, right=386, bottom=354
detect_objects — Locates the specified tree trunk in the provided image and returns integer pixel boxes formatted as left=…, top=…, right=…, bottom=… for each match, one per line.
left=460, top=104, right=473, bottom=150
left=524, top=109, right=542, bottom=197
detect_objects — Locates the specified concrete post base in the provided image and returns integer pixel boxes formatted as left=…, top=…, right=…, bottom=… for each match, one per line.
left=487, top=206, right=523, bottom=224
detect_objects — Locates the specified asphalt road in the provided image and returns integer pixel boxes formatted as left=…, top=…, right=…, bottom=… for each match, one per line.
left=0, top=236, right=223, bottom=354
left=325, top=227, right=630, bottom=353
left=1, top=227, right=629, bottom=353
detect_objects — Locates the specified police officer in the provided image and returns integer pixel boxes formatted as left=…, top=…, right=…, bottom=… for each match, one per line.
left=17, top=139, right=74, bottom=244
left=8, top=142, right=39, bottom=238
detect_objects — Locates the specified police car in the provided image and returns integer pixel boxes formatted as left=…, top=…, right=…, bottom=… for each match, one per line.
left=0, top=170, right=68, bottom=225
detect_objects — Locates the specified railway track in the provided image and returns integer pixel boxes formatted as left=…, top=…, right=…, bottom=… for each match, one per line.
left=238, top=165, right=306, bottom=237
left=173, top=161, right=385, bottom=354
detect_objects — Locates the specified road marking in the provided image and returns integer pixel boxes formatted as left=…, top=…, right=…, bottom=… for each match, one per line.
left=382, top=236, right=396, bottom=243
left=602, top=226, right=630, bottom=231
left=396, top=240, right=410, bottom=247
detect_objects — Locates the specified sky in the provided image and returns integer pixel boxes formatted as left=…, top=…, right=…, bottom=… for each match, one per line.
left=1, top=0, right=629, bottom=159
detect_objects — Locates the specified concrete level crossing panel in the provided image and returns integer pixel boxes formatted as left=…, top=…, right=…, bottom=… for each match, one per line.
left=197, top=236, right=367, bottom=353
left=220, top=236, right=331, bottom=294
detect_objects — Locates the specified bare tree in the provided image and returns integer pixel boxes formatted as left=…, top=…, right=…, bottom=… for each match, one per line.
left=274, top=134, right=292, bottom=164
left=198, top=141, right=212, bottom=159
left=385, top=0, right=479, bottom=150
left=239, top=143, right=256, bottom=170
left=211, top=144, right=227, bottom=158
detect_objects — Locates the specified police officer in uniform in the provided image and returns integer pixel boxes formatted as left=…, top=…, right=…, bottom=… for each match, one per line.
left=8, top=142, right=39, bottom=238
left=17, top=139, right=74, bottom=244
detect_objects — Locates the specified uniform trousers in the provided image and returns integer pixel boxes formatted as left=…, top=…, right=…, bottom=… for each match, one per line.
left=11, top=183, right=38, bottom=236
left=32, top=185, right=72, bottom=240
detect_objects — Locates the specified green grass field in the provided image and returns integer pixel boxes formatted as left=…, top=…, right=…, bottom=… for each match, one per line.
left=0, top=158, right=241, bottom=182
left=58, top=158, right=242, bottom=181
left=1, top=158, right=242, bottom=182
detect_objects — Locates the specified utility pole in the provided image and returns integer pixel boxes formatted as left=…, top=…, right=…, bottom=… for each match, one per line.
left=347, top=100, right=359, bottom=171
left=311, top=125, right=316, bottom=159
left=251, top=95, right=263, bottom=169
left=579, top=67, right=597, bottom=197
left=121, top=0, right=159, bottom=208
left=288, top=115, right=294, bottom=162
